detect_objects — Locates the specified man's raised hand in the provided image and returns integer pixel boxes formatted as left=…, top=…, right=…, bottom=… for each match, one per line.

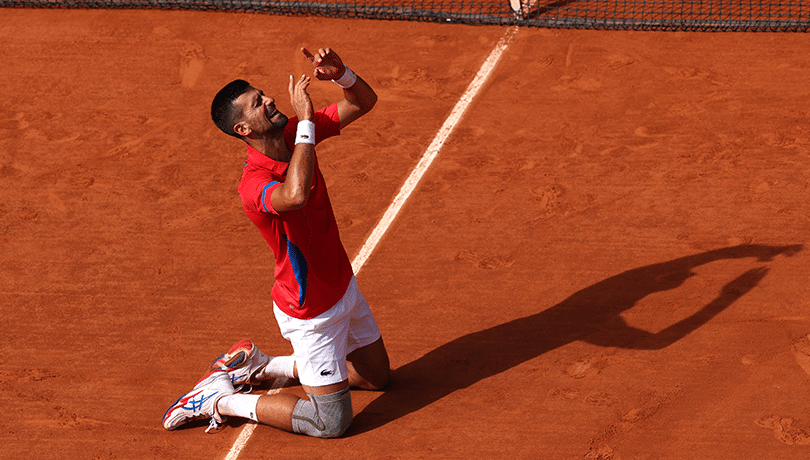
left=301, top=47, right=346, bottom=81
left=288, top=74, right=314, bottom=121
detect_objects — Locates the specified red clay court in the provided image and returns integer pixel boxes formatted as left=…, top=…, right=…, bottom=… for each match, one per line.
left=1, top=6, right=809, bottom=459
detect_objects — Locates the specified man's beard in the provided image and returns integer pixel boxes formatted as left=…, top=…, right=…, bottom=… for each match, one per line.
left=269, top=111, right=289, bottom=131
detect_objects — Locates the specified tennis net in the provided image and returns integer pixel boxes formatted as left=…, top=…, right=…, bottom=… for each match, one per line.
left=2, top=0, right=808, bottom=31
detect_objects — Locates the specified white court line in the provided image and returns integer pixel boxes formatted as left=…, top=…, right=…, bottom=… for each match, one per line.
left=224, top=25, right=519, bottom=460
left=351, top=25, right=519, bottom=274
left=223, top=378, right=287, bottom=460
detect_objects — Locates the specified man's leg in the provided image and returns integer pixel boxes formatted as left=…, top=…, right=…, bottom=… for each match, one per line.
left=204, top=352, right=384, bottom=437
left=347, top=337, right=389, bottom=390
left=292, top=380, right=352, bottom=437
left=270, top=334, right=390, bottom=436
left=217, top=380, right=351, bottom=437
left=216, top=310, right=361, bottom=437
left=216, top=276, right=387, bottom=437
left=218, top=391, right=299, bottom=432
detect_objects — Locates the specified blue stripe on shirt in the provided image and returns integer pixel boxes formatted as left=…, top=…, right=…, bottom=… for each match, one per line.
left=261, top=181, right=279, bottom=213
left=284, top=234, right=308, bottom=307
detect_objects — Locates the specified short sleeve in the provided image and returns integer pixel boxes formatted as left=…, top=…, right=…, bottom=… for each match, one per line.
left=240, top=176, right=283, bottom=215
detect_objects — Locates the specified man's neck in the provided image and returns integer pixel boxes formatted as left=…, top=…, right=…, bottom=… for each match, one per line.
left=246, top=132, right=291, bottom=162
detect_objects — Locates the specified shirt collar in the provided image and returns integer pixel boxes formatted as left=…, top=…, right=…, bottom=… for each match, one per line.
left=245, top=143, right=289, bottom=175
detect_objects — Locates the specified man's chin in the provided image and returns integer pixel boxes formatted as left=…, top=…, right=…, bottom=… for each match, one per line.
left=271, top=113, right=289, bottom=130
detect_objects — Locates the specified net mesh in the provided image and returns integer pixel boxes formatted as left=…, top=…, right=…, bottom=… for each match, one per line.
left=2, top=0, right=808, bottom=31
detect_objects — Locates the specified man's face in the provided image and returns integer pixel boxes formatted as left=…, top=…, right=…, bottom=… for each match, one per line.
left=234, top=86, right=288, bottom=136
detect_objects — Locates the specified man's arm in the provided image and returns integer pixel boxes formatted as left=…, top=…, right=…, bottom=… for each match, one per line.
left=302, top=47, right=377, bottom=129
left=335, top=74, right=377, bottom=129
left=270, top=74, right=316, bottom=213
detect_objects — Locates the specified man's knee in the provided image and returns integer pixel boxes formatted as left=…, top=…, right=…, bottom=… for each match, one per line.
left=291, top=388, right=353, bottom=438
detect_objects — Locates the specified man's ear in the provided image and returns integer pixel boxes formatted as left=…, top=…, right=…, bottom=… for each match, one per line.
left=234, top=121, right=251, bottom=138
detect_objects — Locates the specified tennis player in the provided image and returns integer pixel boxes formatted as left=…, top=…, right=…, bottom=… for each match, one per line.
left=162, top=47, right=389, bottom=438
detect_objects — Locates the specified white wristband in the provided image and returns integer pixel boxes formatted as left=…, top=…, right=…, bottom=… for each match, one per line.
left=295, top=120, right=315, bottom=145
left=332, top=66, right=357, bottom=89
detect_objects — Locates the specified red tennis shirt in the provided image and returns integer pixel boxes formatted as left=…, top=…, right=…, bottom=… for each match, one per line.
left=238, top=104, right=353, bottom=320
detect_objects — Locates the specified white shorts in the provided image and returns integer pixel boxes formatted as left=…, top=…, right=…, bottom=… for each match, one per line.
left=273, top=276, right=381, bottom=387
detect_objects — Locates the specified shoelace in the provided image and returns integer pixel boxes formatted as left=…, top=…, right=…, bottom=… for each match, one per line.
left=205, top=389, right=231, bottom=434
left=200, top=372, right=255, bottom=433
left=206, top=417, right=226, bottom=434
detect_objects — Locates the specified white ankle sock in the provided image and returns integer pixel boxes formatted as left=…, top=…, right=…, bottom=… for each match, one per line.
left=217, top=394, right=261, bottom=422
left=256, top=355, right=296, bottom=380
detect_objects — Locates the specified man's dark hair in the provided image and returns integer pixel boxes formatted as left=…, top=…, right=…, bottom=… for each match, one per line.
left=211, top=79, right=251, bottom=139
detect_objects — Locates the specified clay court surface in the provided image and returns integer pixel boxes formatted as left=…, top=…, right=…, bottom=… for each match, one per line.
left=2, top=7, right=810, bottom=459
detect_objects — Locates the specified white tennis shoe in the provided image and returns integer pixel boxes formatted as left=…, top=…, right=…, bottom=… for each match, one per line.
left=162, top=370, right=235, bottom=433
left=204, top=339, right=270, bottom=387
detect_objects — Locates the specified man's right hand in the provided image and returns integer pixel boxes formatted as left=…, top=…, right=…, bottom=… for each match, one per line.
left=288, top=74, right=314, bottom=121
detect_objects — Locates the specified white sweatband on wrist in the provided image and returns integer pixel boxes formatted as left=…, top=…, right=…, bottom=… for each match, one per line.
left=332, top=66, right=357, bottom=89
left=295, top=120, right=315, bottom=145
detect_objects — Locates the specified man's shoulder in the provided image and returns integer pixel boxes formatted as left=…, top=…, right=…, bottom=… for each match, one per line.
left=239, top=161, right=281, bottom=197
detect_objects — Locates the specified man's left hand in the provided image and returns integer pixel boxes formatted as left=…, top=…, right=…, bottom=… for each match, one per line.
left=301, top=47, right=347, bottom=81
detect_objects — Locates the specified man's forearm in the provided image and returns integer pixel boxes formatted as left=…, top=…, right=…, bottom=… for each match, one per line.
left=343, top=74, right=377, bottom=114
left=271, top=143, right=315, bottom=212
left=336, top=71, right=377, bottom=128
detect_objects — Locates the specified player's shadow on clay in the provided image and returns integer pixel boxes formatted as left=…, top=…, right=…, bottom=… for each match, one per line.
left=349, top=243, right=802, bottom=435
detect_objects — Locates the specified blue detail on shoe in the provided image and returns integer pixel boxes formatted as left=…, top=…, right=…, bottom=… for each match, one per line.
left=284, top=234, right=308, bottom=307
left=187, top=391, right=217, bottom=412
left=228, top=353, right=247, bottom=368
left=162, top=389, right=217, bottom=424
